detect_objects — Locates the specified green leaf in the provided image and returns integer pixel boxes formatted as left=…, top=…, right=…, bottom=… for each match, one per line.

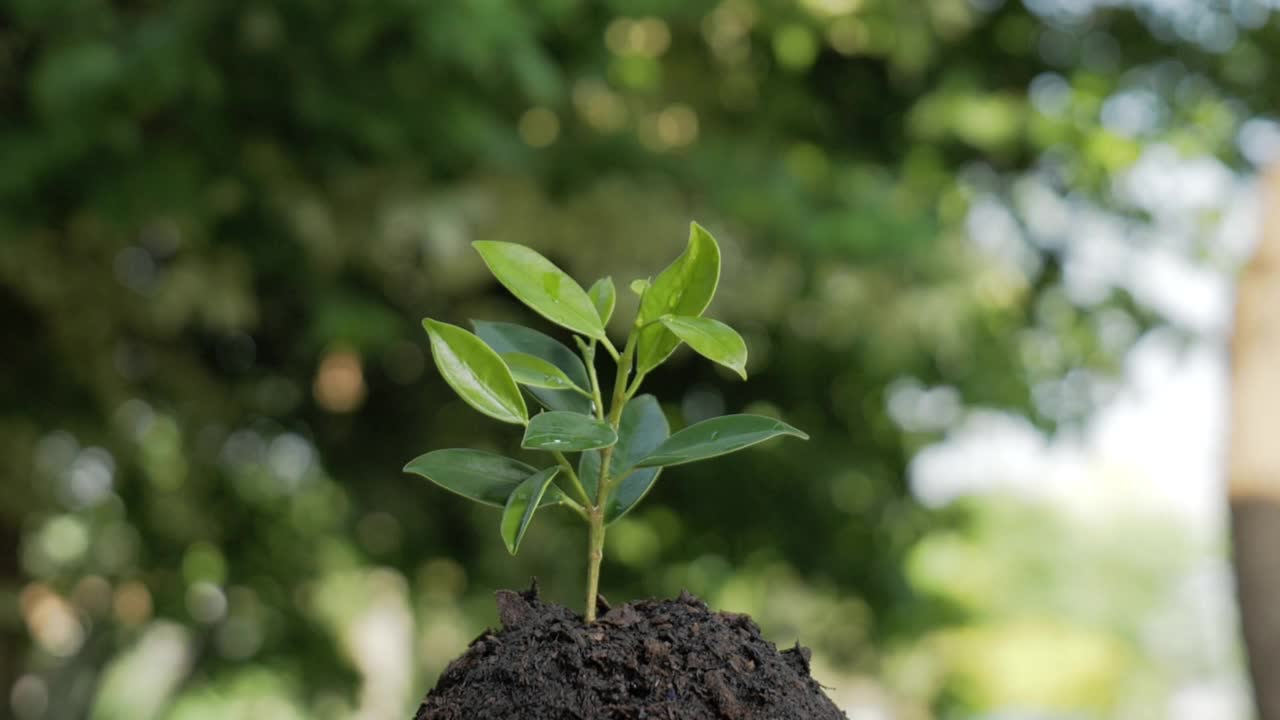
left=636, top=223, right=721, bottom=374
left=580, top=395, right=670, bottom=522
left=423, top=319, right=528, bottom=425
left=473, top=241, right=606, bottom=340
left=523, top=411, right=618, bottom=451
left=502, top=352, right=588, bottom=394
left=473, top=321, right=592, bottom=415
left=659, top=315, right=748, bottom=380
left=629, top=278, right=650, bottom=297
left=403, top=449, right=567, bottom=508
left=501, top=466, right=561, bottom=554
left=588, top=277, right=616, bottom=325
left=633, top=414, right=808, bottom=468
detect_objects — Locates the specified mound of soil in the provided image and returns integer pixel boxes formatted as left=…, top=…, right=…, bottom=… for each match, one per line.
left=414, top=582, right=846, bottom=720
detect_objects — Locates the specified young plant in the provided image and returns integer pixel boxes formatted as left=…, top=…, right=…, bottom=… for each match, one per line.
left=404, top=223, right=808, bottom=621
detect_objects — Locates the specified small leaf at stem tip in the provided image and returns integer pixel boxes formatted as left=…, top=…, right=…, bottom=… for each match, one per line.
left=632, top=414, right=808, bottom=468
left=501, top=466, right=561, bottom=554
left=472, top=241, right=606, bottom=341
left=404, top=449, right=568, bottom=508
left=659, top=315, right=747, bottom=380
left=588, top=277, right=616, bottom=325
left=635, top=223, right=722, bottom=375
left=629, top=278, right=651, bottom=297
left=501, top=352, right=588, bottom=393
left=422, top=319, right=528, bottom=425
left=522, top=411, right=619, bottom=451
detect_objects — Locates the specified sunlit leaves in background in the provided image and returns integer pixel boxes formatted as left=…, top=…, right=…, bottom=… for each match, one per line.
left=2, top=0, right=1276, bottom=717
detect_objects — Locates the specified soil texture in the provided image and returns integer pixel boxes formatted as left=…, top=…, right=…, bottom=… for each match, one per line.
left=414, top=581, right=846, bottom=720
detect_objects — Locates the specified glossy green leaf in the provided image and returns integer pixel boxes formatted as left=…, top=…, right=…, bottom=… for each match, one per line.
left=403, top=449, right=567, bottom=508
left=473, top=241, right=606, bottom=340
left=579, top=395, right=670, bottom=522
left=633, top=414, right=808, bottom=468
left=523, top=411, right=618, bottom=451
left=629, top=278, right=650, bottom=297
left=473, top=321, right=592, bottom=415
left=659, top=315, right=748, bottom=380
left=501, top=466, right=561, bottom=554
left=588, top=277, right=616, bottom=325
left=501, top=352, right=588, bottom=394
left=636, top=223, right=721, bottom=374
left=423, top=319, right=527, bottom=425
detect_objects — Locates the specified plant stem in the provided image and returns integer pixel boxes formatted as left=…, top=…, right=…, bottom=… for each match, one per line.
left=600, top=337, right=621, bottom=361
left=625, top=370, right=647, bottom=399
left=586, top=350, right=606, bottom=422
left=550, top=450, right=592, bottom=507
left=575, top=337, right=608, bottom=422
left=584, top=509, right=605, bottom=622
left=561, top=496, right=589, bottom=522
left=595, top=335, right=635, bottom=503
left=583, top=329, right=639, bottom=621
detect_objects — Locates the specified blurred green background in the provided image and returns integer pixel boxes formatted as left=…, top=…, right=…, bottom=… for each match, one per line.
left=3, top=0, right=1275, bottom=718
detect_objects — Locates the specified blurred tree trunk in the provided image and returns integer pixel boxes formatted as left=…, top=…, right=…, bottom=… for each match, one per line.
left=1232, top=166, right=1280, bottom=720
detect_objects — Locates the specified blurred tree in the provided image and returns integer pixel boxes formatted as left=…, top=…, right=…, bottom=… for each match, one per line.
left=1231, top=166, right=1280, bottom=720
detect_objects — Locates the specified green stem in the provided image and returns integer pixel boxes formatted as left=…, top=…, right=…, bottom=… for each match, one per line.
left=561, top=496, right=589, bottom=522
left=595, top=336, right=635, bottom=500
left=575, top=337, right=608, bottom=421
left=585, top=510, right=605, bottom=622
left=625, top=370, right=647, bottom=399
left=585, top=349, right=606, bottom=422
left=582, top=330, right=638, bottom=621
left=550, top=450, right=592, bottom=507
left=600, top=337, right=621, bottom=361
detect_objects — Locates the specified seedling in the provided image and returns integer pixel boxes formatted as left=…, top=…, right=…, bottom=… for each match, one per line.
left=404, top=223, right=808, bottom=621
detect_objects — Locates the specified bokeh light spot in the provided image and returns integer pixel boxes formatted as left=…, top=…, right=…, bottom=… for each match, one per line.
left=72, top=575, right=113, bottom=617
left=21, top=584, right=84, bottom=657
left=313, top=349, right=366, bottom=413
left=518, top=107, right=560, bottom=148
left=183, top=542, right=229, bottom=585
left=773, top=24, right=819, bottom=71
left=10, top=675, right=49, bottom=720
left=827, top=17, right=868, bottom=55
left=38, top=515, right=89, bottom=567
left=187, top=582, right=228, bottom=624
left=112, top=581, right=153, bottom=626
left=357, top=511, right=403, bottom=555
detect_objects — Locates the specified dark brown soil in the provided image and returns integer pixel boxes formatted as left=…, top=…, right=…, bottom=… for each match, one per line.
left=413, top=582, right=846, bottom=720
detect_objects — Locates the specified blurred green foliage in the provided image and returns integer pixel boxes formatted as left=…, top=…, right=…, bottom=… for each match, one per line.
left=1, top=0, right=1272, bottom=717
